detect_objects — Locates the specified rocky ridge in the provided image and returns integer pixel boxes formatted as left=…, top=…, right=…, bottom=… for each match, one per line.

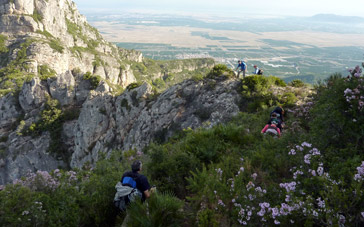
left=0, top=0, right=219, bottom=184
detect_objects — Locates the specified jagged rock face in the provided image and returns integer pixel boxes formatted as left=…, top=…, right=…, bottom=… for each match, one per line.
left=0, top=0, right=140, bottom=87
left=0, top=0, right=217, bottom=184
left=0, top=93, right=21, bottom=135
left=49, top=70, right=75, bottom=106
left=0, top=131, right=66, bottom=185
left=71, top=77, right=242, bottom=168
left=19, top=77, right=48, bottom=111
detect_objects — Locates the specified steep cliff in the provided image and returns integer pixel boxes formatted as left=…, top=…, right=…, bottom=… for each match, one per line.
left=0, top=0, right=218, bottom=184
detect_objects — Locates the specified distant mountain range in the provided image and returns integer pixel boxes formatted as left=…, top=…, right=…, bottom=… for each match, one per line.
left=309, top=14, right=364, bottom=23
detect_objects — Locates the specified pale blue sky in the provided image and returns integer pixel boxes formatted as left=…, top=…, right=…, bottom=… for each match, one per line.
left=72, top=0, right=364, bottom=17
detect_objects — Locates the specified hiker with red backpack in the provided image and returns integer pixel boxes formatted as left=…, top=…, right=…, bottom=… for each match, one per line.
left=262, top=107, right=285, bottom=137
left=261, top=119, right=282, bottom=137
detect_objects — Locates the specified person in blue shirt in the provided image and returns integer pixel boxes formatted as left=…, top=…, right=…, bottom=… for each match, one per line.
left=236, top=60, right=247, bottom=78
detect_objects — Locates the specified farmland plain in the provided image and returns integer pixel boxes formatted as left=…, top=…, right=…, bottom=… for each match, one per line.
left=86, top=12, right=364, bottom=83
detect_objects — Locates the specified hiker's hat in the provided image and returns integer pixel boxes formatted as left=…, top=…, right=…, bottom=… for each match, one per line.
left=254, top=65, right=257, bottom=68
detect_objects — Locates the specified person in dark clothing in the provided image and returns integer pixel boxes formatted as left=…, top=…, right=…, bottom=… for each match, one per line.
left=267, top=112, right=283, bottom=132
left=270, top=106, right=284, bottom=122
left=121, top=160, right=152, bottom=202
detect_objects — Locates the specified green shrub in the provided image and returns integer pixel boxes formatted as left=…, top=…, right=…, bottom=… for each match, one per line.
left=289, top=79, right=305, bottom=87
left=152, top=78, right=165, bottom=89
left=280, top=92, right=297, bottom=107
left=0, top=34, right=8, bottom=53
left=191, top=73, right=204, bottom=82
left=127, top=192, right=184, bottom=226
left=0, top=39, right=35, bottom=96
left=83, top=72, right=101, bottom=90
left=126, top=82, right=143, bottom=91
left=207, top=64, right=234, bottom=78
left=31, top=10, right=43, bottom=22
left=38, top=65, right=56, bottom=80
left=48, top=39, right=64, bottom=53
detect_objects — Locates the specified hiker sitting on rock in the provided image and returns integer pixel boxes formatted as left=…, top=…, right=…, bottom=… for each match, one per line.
left=253, top=65, right=263, bottom=75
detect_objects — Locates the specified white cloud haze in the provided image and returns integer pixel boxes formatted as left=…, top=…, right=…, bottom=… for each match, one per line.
left=73, top=0, right=364, bottom=17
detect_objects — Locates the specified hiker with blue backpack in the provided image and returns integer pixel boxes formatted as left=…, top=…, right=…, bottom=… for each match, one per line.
left=114, top=160, right=154, bottom=212
left=114, top=160, right=155, bottom=226
left=236, top=60, right=247, bottom=79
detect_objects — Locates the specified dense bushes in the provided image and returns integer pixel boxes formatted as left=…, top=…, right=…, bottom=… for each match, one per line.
left=241, top=74, right=290, bottom=111
left=207, top=64, right=235, bottom=78
left=1, top=63, right=364, bottom=225
left=83, top=72, right=101, bottom=90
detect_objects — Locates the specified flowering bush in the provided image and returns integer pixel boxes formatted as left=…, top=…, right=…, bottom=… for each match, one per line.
left=187, top=142, right=364, bottom=226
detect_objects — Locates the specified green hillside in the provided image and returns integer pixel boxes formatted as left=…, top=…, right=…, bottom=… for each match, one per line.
left=1, top=64, right=363, bottom=226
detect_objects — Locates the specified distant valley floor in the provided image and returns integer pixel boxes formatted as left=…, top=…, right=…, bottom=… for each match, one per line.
left=89, top=21, right=364, bottom=83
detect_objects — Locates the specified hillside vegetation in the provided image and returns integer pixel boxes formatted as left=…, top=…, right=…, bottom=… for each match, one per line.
left=0, top=68, right=363, bottom=225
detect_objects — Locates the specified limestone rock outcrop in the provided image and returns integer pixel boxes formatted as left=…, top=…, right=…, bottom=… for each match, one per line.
left=0, top=0, right=217, bottom=184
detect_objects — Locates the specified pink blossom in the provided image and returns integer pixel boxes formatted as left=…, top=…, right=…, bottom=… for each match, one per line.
left=274, top=220, right=280, bottom=225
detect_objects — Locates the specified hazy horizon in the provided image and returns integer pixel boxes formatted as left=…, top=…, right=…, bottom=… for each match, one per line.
left=73, top=0, right=364, bottom=18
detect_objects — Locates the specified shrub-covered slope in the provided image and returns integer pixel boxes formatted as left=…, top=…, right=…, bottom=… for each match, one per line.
left=2, top=63, right=363, bottom=226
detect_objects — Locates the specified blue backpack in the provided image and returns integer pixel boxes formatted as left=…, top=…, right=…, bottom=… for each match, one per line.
left=113, top=176, right=142, bottom=212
